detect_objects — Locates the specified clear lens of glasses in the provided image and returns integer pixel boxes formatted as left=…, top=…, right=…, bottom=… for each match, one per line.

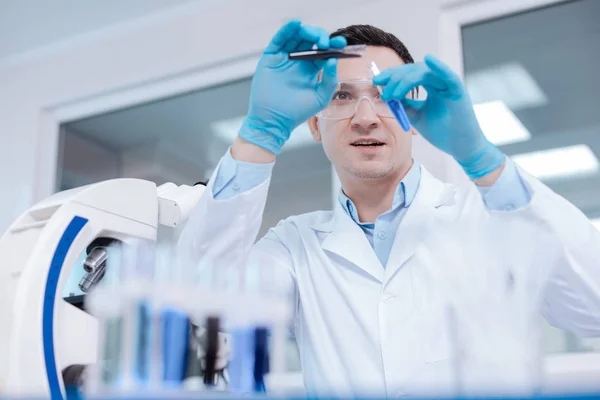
left=320, top=80, right=394, bottom=120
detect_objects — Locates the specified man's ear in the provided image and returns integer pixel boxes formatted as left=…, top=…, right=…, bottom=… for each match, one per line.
left=308, top=116, right=322, bottom=142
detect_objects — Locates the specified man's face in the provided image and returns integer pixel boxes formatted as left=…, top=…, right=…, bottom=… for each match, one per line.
left=309, top=46, right=414, bottom=180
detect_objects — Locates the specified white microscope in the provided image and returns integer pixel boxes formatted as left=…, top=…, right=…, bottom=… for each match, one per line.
left=0, top=178, right=206, bottom=399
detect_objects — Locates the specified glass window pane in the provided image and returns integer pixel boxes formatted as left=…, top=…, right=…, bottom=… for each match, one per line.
left=462, top=0, right=600, bottom=354
left=57, top=77, right=332, bottom=240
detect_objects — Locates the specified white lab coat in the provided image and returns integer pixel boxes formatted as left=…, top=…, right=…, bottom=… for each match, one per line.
left=178, top=162, right=600, bottom=397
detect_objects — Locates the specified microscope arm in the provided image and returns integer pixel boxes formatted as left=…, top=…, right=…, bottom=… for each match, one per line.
left=157, top=183, right=206, bottom=228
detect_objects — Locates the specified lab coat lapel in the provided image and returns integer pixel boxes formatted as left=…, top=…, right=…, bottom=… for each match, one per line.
left=317, top=202, right=385, bottom=283
left=384, top=166, right=454, bottom=283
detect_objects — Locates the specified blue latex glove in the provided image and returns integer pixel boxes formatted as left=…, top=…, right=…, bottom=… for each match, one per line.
left=240, top=20, right=347, bottom=155
left=372, top=54, right=505, bottom=179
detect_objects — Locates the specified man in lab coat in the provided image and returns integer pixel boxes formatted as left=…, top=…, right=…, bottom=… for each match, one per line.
left=178, top=21, right=600, bottom=396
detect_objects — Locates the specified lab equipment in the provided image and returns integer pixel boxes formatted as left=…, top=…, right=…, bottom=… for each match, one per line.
left=253, top=327, right=269, bottom=393
left=0, top=178, right=206, bottom=398
left=371, top=54, right=504, bottom=178
left=195, top=324, right=231, bottom=389
left=369, top=61, right=411, bottom=132
left=101, top=316, right=123, bottom=386
left=78, top=238, right=119, bottom=293
left=228, top=328, right=256, bottom=393
left=203, top=316, right=220, bottom=387
left=288, top=44, right=365, bottom=60
left=133, top=300, right=153, bottom=384
left=82, top=204, right=290, bottom=397
left=239, top=20, right=346, bottom=154
left=85, top=279, right=290, bottom=397
left=183, top=324, right=204, bottom=390
left=160, top=307, right=190, bottom=385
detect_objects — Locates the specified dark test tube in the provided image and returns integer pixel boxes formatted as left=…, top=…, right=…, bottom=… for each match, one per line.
left=203, top=316, right=220, bottom=386
left=253, top=327, right=269, bottom=393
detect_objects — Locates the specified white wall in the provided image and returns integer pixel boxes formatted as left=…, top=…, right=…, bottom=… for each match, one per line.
left=0, top=0, right=454, bottom=232
left=0, top=0, right=196, bottom=62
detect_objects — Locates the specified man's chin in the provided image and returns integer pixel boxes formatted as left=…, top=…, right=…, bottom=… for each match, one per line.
left=350, top=165, right=392, bottom=180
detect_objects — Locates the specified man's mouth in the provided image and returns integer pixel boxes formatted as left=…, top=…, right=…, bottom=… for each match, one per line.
left=351, top=141, right=385, bottom=147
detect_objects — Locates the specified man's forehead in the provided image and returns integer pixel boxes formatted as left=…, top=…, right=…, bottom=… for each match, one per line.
left=336, top=45, right=405, bottom=81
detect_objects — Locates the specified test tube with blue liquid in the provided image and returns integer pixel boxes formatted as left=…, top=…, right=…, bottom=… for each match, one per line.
left=370, top=61, right=411, bottom=132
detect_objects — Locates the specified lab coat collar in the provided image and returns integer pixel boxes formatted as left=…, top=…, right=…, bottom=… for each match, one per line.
left=383, top=166, right=454, bottom=284
left=311, top=165, right=454, bottom=283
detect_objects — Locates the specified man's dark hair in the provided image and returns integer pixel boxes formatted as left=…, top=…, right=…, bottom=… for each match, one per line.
left=330, top=25, right=417, bottom=98
left=330, top=25, right=415, bottom=65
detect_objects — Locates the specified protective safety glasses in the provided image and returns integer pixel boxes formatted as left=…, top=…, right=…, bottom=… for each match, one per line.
left=319, top=80, right=395, bottom=120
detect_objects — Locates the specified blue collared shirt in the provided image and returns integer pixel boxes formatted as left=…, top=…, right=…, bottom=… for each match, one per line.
left=211, top=148, right=532, bottom=268
left=337, top=162, right=421, bottom=268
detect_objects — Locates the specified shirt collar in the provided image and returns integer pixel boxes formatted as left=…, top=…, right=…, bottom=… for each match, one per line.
left=338, top=161, right=421, bottom=224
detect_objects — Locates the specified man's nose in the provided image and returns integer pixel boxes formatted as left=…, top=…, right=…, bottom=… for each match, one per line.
left=351, top=98, right=380, bottom=131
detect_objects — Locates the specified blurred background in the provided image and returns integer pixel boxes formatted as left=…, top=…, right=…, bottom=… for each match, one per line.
left=0, top=0, right=598, bottom=384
